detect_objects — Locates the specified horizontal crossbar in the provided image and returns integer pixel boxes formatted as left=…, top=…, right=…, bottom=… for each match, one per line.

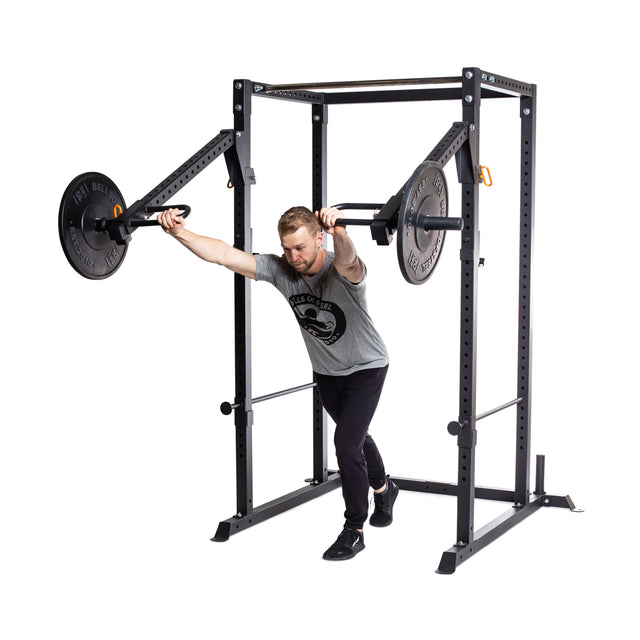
left=476, top=397, right=523, bottom=421
left=260, top=73, right=533, bottom=98
left=255, top=87, right=515, bottom=105
left=391, top=477, right=515, bottom=502
left=220, top=382, right=317, bottom=415
left=263, top=76, right=462, bottom=92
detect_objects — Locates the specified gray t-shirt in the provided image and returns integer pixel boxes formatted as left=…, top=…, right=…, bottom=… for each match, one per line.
left=254, top=251, right=389, bottom=376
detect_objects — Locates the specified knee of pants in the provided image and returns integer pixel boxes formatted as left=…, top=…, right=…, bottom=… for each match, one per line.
left=334, top=433, right=365, bottom=466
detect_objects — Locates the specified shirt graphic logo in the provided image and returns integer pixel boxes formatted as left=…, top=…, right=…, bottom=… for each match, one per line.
left=288, top=293, right=346, bottom=345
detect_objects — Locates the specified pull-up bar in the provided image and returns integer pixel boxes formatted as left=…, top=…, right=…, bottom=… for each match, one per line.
left=262, top=76, right=462, bottom=92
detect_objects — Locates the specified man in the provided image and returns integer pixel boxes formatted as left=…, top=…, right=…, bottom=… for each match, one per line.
left=157, top=205, right=399, bottom=560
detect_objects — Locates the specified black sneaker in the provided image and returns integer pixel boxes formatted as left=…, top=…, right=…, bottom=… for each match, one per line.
left=322, top=527, right=365, bottom=561
left=369, top=476, right=399, bottom=527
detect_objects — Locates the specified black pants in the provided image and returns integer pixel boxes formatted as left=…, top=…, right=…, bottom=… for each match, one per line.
left=314, top=365, right=388, bottom=530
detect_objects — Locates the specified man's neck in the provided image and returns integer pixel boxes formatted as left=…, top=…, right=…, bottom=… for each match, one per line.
left=304, top=248, right=327, bottom=277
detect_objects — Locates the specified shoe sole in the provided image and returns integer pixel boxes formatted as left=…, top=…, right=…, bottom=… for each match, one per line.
left=322, top=544, right=365, bottom=561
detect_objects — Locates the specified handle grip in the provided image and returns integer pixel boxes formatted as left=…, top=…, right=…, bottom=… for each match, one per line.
left=129, top=205, right=191, bottom=227
left=419, top=215, right=463, bottom=231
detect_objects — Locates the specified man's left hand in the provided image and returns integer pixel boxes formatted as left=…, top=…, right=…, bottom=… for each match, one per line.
left=316, top=207, right=346, bottom=236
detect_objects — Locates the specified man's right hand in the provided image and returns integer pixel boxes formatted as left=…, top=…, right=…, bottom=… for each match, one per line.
left=157, top=208, right=186, bottom=235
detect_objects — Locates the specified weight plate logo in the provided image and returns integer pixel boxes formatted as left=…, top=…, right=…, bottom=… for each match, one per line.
left=288, top=294, right=346, bottom=345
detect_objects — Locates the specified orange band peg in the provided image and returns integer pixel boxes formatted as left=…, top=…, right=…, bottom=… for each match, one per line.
left=479, top=166, right=493, bottom=186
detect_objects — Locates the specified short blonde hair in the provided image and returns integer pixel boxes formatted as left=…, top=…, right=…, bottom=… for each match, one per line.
left=278, top=206, right=321, bottom=237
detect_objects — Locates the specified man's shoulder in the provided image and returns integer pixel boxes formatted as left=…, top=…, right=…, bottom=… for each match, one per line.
left=255, top=253, right=295, bottom=282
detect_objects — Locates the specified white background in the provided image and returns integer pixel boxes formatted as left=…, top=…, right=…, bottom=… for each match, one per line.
left=2, top=1, right=636, bottom=638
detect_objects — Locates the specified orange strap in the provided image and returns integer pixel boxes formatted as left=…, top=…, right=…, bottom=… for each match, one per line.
left=113, top=204, right=123, bottom=218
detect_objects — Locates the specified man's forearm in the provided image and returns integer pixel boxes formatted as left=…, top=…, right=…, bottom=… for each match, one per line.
left=332, top=233, right=365, bottom=283
left=171, top=228, right=230, bottom=264
left=168, top=227, right=257, bottom=279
